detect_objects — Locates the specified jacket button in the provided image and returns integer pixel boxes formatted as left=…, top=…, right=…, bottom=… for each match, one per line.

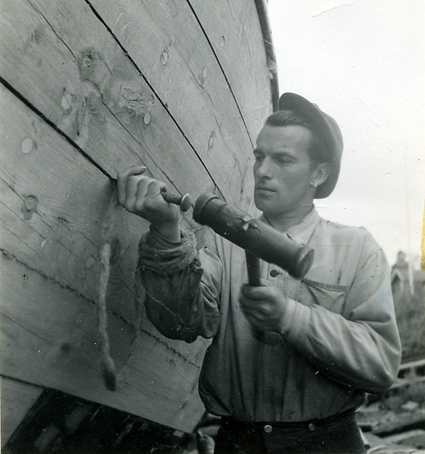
left=270, top=269, right=282, bottom=277
left=264, top=424, right=273, bottom=433
left=308, top=423, right=315, bottom=432
left=264, top=332, right=282, bottom=345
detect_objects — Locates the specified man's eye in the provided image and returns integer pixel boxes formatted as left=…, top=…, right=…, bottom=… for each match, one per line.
left=277, top=157, right=291, bottom=165
left=254, top=154, right=263, bottom=162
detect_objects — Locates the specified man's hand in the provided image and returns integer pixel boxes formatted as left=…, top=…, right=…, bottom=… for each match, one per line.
left=239, top=281, right=287, bottom=332
left=117, top=166, right=180, bottom=241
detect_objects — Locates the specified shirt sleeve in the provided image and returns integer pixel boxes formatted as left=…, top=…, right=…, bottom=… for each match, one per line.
left=135, top=226, right=222, bottom=343
left=278, top=233, right=401, bottom=394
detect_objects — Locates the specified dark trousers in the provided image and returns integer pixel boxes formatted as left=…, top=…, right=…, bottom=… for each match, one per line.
left=214, top=410, right=366, bottom=454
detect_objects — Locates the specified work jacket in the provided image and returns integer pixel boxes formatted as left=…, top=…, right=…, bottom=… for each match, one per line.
left=136, top=207, right=401, bottom=422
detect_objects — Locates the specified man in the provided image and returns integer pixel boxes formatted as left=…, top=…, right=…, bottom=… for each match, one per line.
left=117, top=93, right=401, bottom=453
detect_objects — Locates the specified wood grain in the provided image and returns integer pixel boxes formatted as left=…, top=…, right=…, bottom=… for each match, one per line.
left=0, top=82, right=139, bottom=318
left=0, top=254, right=206, bottom=433
left=88, top=0, right=257, bottom=207
left=0, top=0, right=258, bottom=206
left=0, top=84, right=209, bottom=359
left=0, top=0, right=215, bottom=200
left=0, top=378, right=43, bottom=447
left=0, top=85, right=210, bottom=431
left=188, top=0, right=273, bottom=141
left=0, top=0, right=274, bottom=433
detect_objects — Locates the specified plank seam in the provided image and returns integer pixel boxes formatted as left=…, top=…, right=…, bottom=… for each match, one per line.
left=0, top=374, right=45, bottom=391
left=0, top=189, right=91, bottom=260
left=0, top=308, right=96, bottom=368
left=27, top=0, right=77, bottom=60
left=253, top=0, right=280, bottom=111
left=0, top=249, right=201, bottom=366
left=0, top=79, right=112, bottom=181
left=185, top=0, right=254, bottom=147
left=0, top=246, right=100, bottom=311
left=1, top=74, right=187, bottom=203
left=83, top=0, right=225, bottom=201
left=0, top=308, right=101, bottom=376
left=0, top=179, right=100, bottom=262
left=95, top=90, right=192, bottom=197
left=0, top=217, right=38, bottom=254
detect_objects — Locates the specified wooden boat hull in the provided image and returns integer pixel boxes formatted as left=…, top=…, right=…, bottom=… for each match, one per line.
left=0, top=0, right=277, bottom=444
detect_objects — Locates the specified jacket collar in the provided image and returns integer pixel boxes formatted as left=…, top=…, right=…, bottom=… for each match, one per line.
left=259, top=206, right=320, bottom=246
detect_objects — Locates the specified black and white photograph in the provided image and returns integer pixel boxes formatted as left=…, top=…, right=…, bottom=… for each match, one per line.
left=0, top=1, right=424, bottom=453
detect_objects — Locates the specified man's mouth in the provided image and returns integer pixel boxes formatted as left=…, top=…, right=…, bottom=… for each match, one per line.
left=255, top=186, right=275, bottom=193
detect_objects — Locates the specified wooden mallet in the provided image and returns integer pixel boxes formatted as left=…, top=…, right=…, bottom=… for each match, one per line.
left=193, top=193, right=314, bottom=284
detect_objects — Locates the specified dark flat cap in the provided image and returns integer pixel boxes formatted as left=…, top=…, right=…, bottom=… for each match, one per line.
left=279, top=93, right=343, bottom=199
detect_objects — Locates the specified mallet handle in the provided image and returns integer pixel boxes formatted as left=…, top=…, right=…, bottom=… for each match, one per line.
left=245, top=251, right=261, bottom=286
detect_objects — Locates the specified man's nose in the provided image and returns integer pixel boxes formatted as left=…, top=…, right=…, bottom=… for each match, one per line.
left=255, top=157, right=273, bottom=178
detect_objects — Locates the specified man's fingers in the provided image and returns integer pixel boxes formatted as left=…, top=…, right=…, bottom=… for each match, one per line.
left=117, top=166, right=146, bottom=206
left=241, top=305, right=261, bottom=316
left=239, top=293, right=266, bottom=312
left=122, top=174, right=146, bottom=211
left=145, top=179, right=167, bottom=199
left=240, top=283, right=268, bottom=300
left=241, top=306, right=267, bottom=323
left=239, top=283, right=282, bottom=310
left=135, top=178, right=167, bottom=212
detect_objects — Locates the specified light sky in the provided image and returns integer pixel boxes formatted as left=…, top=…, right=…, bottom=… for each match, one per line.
left=267, top=0, right=424, bottom=266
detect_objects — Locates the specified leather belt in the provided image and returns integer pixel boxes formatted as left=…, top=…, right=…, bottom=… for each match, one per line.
left=221, top=409, right=356, bottom=434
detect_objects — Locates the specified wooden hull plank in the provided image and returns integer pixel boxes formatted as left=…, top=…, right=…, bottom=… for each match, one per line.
left=188, top=0, right=273, bottom=141
left=0, top=254, right=206, bottom=432
left=1, top=378, right=43, bottom=447
left=0, top=83, right=209, bottom=358
left=86, top=0, right=256, bottom=206
left=0, top=82, right=141, bottom=320
left=0, top=0, right=274, bottom=434
left=0, top=0, right=216, bottom=200
left=0, top=0, right=255, bottom=205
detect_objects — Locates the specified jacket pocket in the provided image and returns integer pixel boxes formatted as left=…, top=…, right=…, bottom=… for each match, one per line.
left=299, top=279, right=348, bottom=314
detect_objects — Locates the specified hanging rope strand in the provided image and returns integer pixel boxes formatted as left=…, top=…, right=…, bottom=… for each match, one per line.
left=97, top=241, right=117, bottom=390
left=97, top=185, right=118, bottom=391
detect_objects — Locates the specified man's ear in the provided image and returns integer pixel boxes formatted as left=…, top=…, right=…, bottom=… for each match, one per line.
left=311, top=162, right=331, bottom=187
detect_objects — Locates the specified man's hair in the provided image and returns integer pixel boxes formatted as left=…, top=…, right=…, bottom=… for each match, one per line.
left=265, top=110, right=327, bottom=167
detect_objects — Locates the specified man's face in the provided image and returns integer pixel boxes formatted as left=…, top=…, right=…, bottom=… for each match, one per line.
left=253, top=124, right=318, bottom=217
